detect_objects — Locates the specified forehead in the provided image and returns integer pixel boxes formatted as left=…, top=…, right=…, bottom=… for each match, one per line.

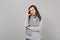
left=29, top=7, right=35, bottom=10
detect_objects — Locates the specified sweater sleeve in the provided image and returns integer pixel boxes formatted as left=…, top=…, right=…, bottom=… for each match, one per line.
left=24, top=15, right=29, bottom=27
left=28, top=20, right=43, bottom=32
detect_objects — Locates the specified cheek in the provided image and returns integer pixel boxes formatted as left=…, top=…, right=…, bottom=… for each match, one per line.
left=32, top=10, right=35, bottom=13
left=30, top=11, right=33, bottom=14
left=30, top=10, right=36, bottom=14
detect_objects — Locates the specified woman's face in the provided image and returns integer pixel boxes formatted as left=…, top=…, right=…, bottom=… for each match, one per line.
left=29, top=7, right=36, bottom=15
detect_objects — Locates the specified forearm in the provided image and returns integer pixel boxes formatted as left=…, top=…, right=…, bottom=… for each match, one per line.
left=27, top=26, right=41, bottom=32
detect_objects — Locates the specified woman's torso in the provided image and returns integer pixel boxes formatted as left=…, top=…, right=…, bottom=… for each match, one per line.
left=25, top=15, right=41, bottom=40
left=28, top=15, right=40, bottom=27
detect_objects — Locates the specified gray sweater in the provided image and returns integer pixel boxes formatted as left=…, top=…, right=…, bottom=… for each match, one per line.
left=28, top=15, right=40, bottom=27
left=25, top=15, right=40, bottom=36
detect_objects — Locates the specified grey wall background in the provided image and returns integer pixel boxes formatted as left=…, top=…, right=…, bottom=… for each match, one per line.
left=0, top=0, right=60, bottom=40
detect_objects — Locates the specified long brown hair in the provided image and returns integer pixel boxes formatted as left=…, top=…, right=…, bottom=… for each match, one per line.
left=28, top=5, right=41, bottom=21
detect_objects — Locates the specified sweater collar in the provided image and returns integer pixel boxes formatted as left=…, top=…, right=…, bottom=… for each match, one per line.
left=31, top=15, right=36, bottom=18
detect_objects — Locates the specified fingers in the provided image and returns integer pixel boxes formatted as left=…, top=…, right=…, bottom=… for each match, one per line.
left=26, top=10, right=31, bottom=16
left=28, top=14, right=31, bottom=16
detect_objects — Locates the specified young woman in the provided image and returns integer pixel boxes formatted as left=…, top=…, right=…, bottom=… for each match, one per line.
left=25, top=5, right=43, bottom=40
